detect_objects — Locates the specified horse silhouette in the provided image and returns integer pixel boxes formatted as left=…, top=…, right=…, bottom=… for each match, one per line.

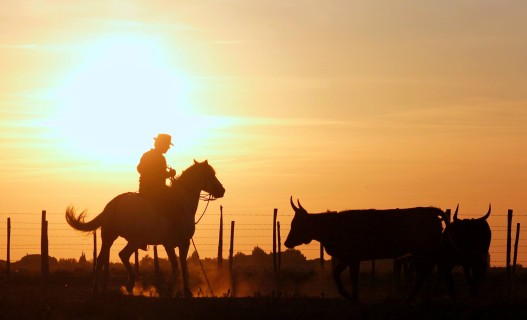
left=66, top=160, right=225, bottom=297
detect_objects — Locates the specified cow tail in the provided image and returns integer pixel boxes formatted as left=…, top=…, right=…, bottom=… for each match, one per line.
left=439, top=209, right=451, bottom=228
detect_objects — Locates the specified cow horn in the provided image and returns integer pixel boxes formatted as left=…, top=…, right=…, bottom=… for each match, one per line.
left=297, top=199, right=307, bottom=212
left=453, top=204, right=459, bottom=222
left=290, top=196, right=299, bottom=212
left=477, top=204, right=491, bottom=221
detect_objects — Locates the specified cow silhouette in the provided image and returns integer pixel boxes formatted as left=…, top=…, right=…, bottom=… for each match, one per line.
left=285, top=197, right=447, bottom=304
left=440, top=204, right=492, bottom=300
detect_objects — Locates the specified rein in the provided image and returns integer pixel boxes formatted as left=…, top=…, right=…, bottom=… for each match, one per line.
left=195, top=193, right=216, bottom=225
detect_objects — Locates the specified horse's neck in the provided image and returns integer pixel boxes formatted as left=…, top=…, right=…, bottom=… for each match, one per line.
left=173, top=179, right=201, bottom=215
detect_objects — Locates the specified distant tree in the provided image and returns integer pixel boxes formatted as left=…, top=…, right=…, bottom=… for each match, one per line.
left=251, top=246, right=268, bottom=258
left=79, top=252, right=87, bottom=264
left=140, top=254, right=154, bottom=268
left=15, top=254, right=58, bottom=272
left=234, top=252, right=247, bottom=258
left=281, top=249, right=307, bottom=266
left=59, top=258, right=77, bottom=264
left=188, top=251, right=200, bottom=264
left=251, top=246, right=270, bottom=264
left=57, top=258, right=77, bottom=272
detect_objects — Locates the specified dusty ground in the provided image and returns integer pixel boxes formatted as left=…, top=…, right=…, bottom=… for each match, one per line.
left=2, top=288, right=527, bottom=320
left=1, top=271, right=527, bottom=319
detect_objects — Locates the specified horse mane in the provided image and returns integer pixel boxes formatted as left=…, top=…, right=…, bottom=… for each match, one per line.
left=169, top=160, right=214, bottom=188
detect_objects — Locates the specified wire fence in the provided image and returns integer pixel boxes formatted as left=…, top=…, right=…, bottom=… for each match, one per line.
left=1, top=210, right=526, bottom=267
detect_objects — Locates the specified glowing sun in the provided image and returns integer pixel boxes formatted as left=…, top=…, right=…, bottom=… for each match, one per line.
left=53, top=34, right=208, bottom=164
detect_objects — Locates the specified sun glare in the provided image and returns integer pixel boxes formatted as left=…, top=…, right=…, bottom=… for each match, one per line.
left=53, top=34, right=213, bottom=164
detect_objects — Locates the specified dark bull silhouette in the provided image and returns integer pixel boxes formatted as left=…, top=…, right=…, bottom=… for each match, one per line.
left=285, top=197, right=447, bottom=304
left=440, top=204, right=491, bottom=300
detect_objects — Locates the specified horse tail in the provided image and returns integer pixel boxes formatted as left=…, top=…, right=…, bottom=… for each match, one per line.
left=65, top=205, right=105, bottom=232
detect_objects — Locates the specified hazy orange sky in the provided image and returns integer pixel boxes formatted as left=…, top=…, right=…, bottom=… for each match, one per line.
left=1, top=1, right=526, bottom=266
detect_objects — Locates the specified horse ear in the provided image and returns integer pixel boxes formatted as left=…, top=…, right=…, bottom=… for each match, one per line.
left=204, top=160, right=208, bottom=165
left=194, top=159, right=198, bottom=165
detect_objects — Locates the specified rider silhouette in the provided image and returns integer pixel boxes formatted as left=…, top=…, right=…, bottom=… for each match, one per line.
left=137, top=133, right=177, bottom=212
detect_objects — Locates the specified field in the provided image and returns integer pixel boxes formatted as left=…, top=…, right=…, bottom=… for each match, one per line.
left=2, top=267, right=527, bottom=320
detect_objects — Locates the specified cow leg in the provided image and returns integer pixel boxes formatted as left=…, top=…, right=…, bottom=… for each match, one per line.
left=468, top=265, right=483, bottom=297
left=349, top=260, right=360, bottom=304
left=179, top=241, right=193, bottom=298
left=463, top=265, right=471, bottom=293
left=332, top=259, right=350, bottom=300
left=119, top=242, right=138, bottom=293
left=406, top=257, right=434, bottom=304
left=445, top=267, right=456, bottom=301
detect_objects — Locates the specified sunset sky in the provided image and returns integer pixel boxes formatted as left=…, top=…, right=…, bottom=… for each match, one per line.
left=1, top=1, right=526, bottom=266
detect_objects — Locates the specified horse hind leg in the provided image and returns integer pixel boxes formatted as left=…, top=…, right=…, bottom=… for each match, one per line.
left=93, top=236, right=115, bottom=295
left=164, top=245, right=180, bottom=297
left=119, top=242, right=138, bottom=293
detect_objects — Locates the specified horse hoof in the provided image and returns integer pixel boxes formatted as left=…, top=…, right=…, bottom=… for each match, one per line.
left=184, top=289, right=193, bottom=298
left=126, top=282, right=135, bottom=293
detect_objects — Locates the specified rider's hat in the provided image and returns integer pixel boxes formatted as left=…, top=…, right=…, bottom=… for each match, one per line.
left=154, top=133, right=174, bottom=146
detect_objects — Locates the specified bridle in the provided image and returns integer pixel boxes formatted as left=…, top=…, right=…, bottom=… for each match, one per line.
left=195, top=193, right=216, bottom=225
left=168, top=166, right=220, bottom=225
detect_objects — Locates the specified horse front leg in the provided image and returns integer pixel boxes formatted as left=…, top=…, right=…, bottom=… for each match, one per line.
left=179, top=242, right=193, bottom=298
left=164, top=245, right=180, bottom=297
left=119, top=242, right=138, bottom=293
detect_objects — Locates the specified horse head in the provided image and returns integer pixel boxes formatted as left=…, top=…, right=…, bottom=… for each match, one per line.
left=189, top=160, right=225, bottom=198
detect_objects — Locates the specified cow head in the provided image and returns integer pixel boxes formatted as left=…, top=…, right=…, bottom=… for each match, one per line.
left=284, top=196, right=313, bottom=249
left=445, top=204, right=492, bottom=274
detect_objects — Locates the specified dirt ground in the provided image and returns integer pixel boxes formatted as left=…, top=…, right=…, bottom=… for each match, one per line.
left=1, top=271, right=527, bottom=319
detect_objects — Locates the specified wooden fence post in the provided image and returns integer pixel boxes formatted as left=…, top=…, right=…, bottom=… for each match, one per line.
left=153, top=245, right=161, bottom=286
left=229, top=220, right=235, bottom=297
left=7, top=217, right=10, bottom=281
left=513, top=223, right=520, bottom=274
left=218, top=205, right=223, bottom=268
left=93, top=230, right=97, bottom=273
left=41, top=210, right=49, bottom=282
left=445, top=208, right=451, bottom=224
left=507, top=209, right=513, bottom=277
left=135, top=250, right=139, bottom=275
left=371, top=260, right=376, bottom=284
left=273, top=208, right=277, bottom=278
left=277, top=221, right=282, bottom=279
left=320, top=243, right=324, bottom=269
